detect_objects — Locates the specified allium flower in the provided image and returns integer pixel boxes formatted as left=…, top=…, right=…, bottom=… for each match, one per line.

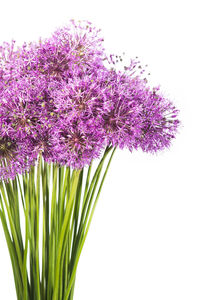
left=0, top=20, right=179, bottom=181
left=99, top=71, right=143, bottom=150
left=133, top=87, right=180, bottom=152
left=53, top=119, right=104, bottom=168
left=49, top=74, right=106, bottom=121
left=0, top=135, right=35, bottom=180
left=51, top=20, right=105, bottom=71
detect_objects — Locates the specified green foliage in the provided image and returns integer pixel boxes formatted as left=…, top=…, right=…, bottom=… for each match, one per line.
left=0, top=147, right=115, bottom=300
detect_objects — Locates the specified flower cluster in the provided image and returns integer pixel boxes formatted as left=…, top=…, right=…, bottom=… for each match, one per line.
left=0, top=20, right=179, bottom=180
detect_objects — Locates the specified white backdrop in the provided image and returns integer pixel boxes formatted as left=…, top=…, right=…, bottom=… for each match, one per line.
left=0, top=0, right=200, bottom=299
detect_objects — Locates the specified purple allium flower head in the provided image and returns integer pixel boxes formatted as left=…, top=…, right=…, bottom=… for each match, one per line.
left=0, top=135, right=37, bottom=180
left=53, top=118, right=104, bottom=169
left=0, top=20, right=180, bottom=181
left=134, top=87, right=180, bottom=152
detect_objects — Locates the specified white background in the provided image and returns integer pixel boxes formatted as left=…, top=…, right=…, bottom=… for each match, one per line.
left=0, top=0, right=200, bottom=299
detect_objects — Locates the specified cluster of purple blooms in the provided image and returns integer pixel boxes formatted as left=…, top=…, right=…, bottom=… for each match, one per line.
left=0, top=20, right=179, bottom=180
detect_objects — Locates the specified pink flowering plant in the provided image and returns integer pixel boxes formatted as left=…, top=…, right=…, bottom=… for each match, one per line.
left=0, top=20, right=179, bottom=300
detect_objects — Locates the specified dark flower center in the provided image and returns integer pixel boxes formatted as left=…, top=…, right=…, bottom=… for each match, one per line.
left=0, top=137, right=16, bottom=160
left=61, top=131, right=86, bottom=153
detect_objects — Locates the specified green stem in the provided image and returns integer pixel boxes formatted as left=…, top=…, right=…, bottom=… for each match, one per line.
left=0, top=147, right=116, bottom=300
left=52, top=169, right=80, bottom=300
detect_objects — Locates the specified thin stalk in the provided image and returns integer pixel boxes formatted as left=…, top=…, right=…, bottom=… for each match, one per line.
left=52, top=169, right=80, bottom=300
left=0, top=182, right=24, bottom=279
left=78, top=146, right=112, bottom=236
left=0, top=211, right=23, bottom=300
left=23, top=172, right=29, bottom=300
left=35, top=156, right=41, bottom=300
left=82, top=163, right=92, bottom=206
left=29, top=166, right=37, bottom=299
left=41, top=160, right=50, bottom=300
left=0, top=192, right=23, bottom=300
left=47, top=163, right=58, bottom=300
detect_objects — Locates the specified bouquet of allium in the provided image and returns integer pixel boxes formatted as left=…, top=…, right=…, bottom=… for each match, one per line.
left=0, top=20, right=179, bottom=300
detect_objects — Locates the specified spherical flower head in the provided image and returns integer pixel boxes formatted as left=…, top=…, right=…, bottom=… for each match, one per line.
left=0, top=76, right=56, bottom=140
left=99, top=62, right=180, bottom=152
left=100, top=70, right=145, bottom=150
left=51, top=20, right=105, bottom=69
left=0, top=135, right=37, bottom=181
left=51, top=118, right=105, bottom=169
left=134, top=88, right=180, bottom=152
left=29, top=128, right=59, bottom=163
left=49, top=71, right=108, bottom=121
